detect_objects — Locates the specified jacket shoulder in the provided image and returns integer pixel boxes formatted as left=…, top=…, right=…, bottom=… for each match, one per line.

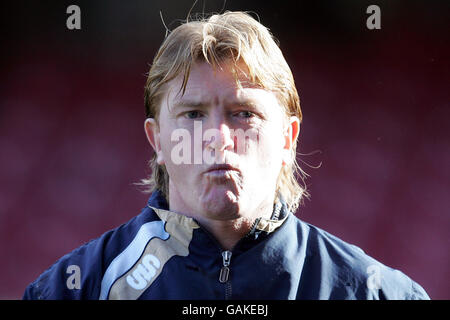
left=294, top=218, right=430, bottom=300
left=23, top=205, right=160, bottom=300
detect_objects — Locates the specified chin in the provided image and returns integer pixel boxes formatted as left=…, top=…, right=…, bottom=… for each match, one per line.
left=199, top=189, right=242, bottom=221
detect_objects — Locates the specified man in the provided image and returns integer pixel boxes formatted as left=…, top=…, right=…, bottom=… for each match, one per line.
left=23, top=11, right=429, bottom=300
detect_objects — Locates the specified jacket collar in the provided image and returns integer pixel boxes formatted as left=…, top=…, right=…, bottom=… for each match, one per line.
left=147, top=190, right=170, bottom=209
left=147, top=190, right=290, bottom=235
left=254, top=201, right=289, bottom=233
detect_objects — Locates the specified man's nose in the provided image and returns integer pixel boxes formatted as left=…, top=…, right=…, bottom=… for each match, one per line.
left=204, top=118, right=234, bottom=152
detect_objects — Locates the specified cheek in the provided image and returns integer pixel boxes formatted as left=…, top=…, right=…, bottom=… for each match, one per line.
left=158, top=125, right=200, bottom=183
left=158, top=124, right=186, bottom=174
left=158, top=130, right=173, bottom=163
left=244, top=128, right=285, bottom=171
left=159, top=123, right=187, bottom=163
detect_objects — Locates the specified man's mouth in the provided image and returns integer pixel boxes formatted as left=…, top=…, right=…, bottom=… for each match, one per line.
left=204, top=164, right=240, bottom=177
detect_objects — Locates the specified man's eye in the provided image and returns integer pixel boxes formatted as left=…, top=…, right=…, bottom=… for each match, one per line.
left=237, top=111, right=255, bottom=118
left=185, top=111, right=202, bottom=119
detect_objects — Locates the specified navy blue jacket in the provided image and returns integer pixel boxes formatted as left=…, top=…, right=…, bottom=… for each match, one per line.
left=23, top=191, right=430, bottom=300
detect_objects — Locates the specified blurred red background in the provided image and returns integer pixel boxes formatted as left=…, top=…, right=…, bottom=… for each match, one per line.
left=1, top=0, right=449, bottom=299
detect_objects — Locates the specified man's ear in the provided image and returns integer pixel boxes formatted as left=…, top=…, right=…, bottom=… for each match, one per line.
left=144, top=118, right=165, bottom=165
left=282, top=116, right=300, bottom=166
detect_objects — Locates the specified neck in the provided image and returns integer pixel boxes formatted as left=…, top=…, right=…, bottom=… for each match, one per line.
left=168, top=186, right=274, bottom=251
left=196, top=216, right=255, bottom=251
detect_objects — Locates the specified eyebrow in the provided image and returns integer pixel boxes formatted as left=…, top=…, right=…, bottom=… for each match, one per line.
left=172, top=99, right=258, bottom=111
left=172, top=100, right=208, bottom=110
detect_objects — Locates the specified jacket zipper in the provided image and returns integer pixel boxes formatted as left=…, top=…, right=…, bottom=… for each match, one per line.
left=193, top=218, right=260, bottom=300
left=219, top=250, right=232, bottom=299
left=217, top=219, right=261, bottom=299
left=219, top=250, right=232, bottom=283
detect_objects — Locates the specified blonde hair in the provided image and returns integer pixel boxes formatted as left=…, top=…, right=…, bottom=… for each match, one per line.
left=141, top=11, right=308, bottom=213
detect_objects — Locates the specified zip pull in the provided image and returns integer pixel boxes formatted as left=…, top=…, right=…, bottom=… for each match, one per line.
left=219, top=250, right=232, bottom=283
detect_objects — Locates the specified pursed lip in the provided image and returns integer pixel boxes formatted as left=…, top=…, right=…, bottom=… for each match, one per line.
left=204, top=164, right=240, bottom=174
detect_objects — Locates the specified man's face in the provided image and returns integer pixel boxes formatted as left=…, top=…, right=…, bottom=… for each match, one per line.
left=145, top=61, right=298, bottom=222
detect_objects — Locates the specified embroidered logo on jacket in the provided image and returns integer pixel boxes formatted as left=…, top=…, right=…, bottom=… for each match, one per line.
left=99, top=208, right=199, bottom=300
left=126, top=254, right=161, bottom=290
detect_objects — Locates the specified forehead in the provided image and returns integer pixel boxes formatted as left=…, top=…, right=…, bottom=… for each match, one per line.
left=162, top=61, right=283, bottom=111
